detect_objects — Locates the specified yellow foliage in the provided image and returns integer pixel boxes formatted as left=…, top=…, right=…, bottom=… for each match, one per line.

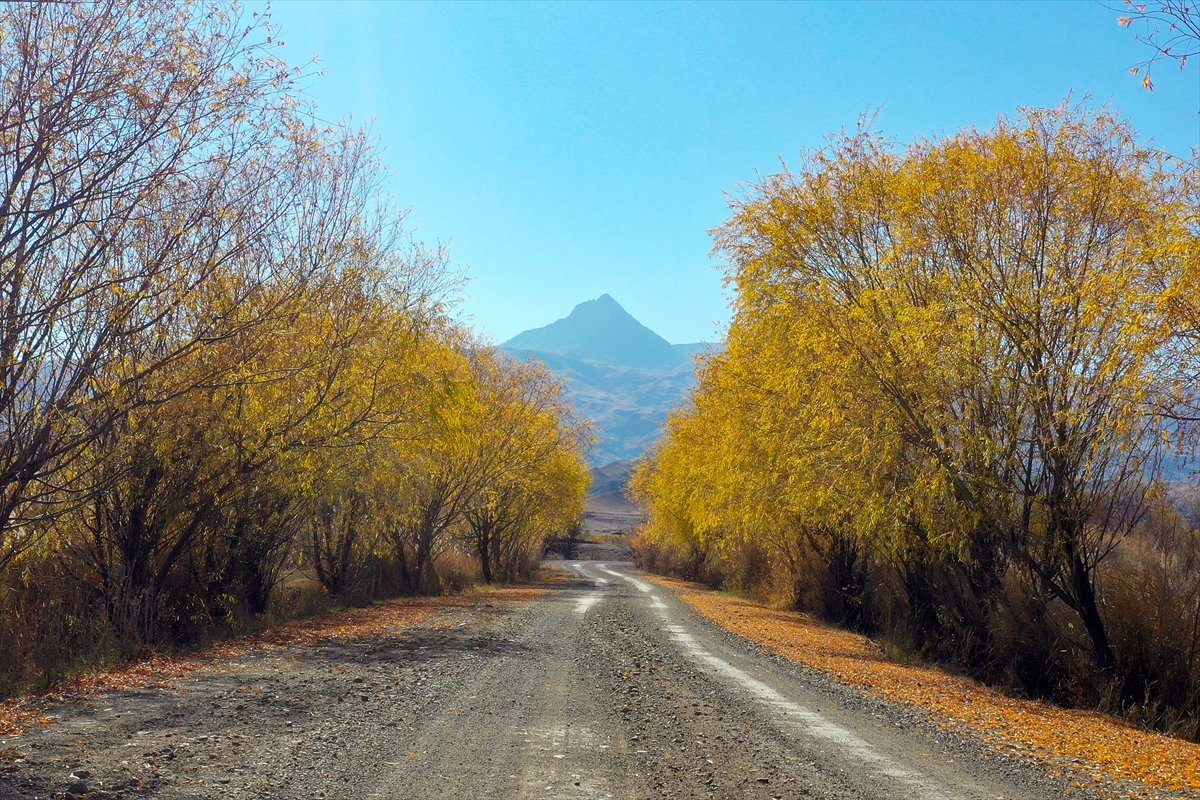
left=637, top=103, right=1199, bottom=683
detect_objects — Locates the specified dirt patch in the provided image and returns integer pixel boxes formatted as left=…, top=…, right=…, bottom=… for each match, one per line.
left=649, top=574, right=1200, bottom=798
left=0, top=587, right=543, bottom=738
left=0, top=582, right=617, bottom=800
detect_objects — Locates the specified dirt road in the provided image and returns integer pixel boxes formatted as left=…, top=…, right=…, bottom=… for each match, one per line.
left=2, top=561, right=1108, bottom=799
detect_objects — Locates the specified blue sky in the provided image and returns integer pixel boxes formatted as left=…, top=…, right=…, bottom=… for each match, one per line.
left=260, top=0, right=1199, bottom=345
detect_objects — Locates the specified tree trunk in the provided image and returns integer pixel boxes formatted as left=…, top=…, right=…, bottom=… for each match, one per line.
left=1070, top=548, right=1116, bottom=674
left=478, top=533, right=494, bottom=583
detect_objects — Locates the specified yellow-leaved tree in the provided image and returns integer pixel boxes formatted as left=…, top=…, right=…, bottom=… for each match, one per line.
left=637, top=104, right=1199, bottom=724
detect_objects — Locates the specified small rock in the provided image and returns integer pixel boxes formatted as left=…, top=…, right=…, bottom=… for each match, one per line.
left=68, top=780, right=90, bottom=794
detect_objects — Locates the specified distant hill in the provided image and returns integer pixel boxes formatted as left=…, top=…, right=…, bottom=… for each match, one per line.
left=584, top=459, right=643, bottom=534
left=590, top=458, right=638, bottom=495
left=506, top=294, right=684, bottom=369
left=501, top=348, right=697, bottom=464
left=502, top=295, right=716, bottom=466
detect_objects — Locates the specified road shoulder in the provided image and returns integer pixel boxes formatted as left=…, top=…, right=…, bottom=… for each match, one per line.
left=646, top=573, right=1200, bottom=800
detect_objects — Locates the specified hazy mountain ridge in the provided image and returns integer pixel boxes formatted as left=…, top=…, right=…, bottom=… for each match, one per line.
left=585, top=458, right=642, bottom=531
left=590, top=458, right=638, bottom=494
left=501, top=295, right=715, bottom=466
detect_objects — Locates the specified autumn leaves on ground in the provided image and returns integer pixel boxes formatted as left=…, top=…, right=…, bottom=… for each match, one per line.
left=656, top=576, right=1200, bottom=798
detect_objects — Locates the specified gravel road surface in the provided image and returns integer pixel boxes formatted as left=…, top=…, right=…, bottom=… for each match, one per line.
left=1, top=560, right=1109, bottom=800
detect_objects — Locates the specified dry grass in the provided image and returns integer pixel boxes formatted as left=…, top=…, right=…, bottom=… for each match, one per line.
left=0, top=586, right=543, bottom=738
left=649, top=574, right=1200, bottom=799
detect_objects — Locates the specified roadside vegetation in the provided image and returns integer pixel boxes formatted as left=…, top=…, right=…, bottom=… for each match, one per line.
left=632, top=105, right=1200, bottom=740
left=0, top=2, right=590, bottom=698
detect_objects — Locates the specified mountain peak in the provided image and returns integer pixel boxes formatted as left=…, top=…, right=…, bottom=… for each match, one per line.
left=503, top=295, right=684, bottom=369
left=565, top=294, right=637, bottom=325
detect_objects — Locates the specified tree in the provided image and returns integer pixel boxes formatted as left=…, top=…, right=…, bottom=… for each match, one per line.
left=385, top=342, right=590, bottom=594
left=302, top=309, right=459, bottom=601
left=0, top=0, right=593, bottom=683
left=0, top=1, right=313, bottom=571
left=461, top=352, right=591, bottom=582
left=59, top=100, right=418, bottom=631
left=639, top=104, right=1196, bottom=681
left=1112, top=0, right=1200, bottom=90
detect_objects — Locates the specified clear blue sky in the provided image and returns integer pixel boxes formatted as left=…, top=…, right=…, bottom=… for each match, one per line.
left=259, top=0, right=1199, bottom=345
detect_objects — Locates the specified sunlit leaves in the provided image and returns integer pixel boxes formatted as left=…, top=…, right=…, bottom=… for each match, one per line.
left=636, top=102, right=1198, bottom=673
left=1109, top=0, right=1200, bottom=90
left=0, top=1, right=591, bottom=650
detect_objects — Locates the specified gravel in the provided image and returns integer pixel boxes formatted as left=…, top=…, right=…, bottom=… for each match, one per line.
left=0, top=560, right=1164, bottom=800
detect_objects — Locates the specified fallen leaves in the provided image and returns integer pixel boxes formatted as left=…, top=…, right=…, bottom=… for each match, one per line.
left=651, top=575, right=1200, bottom=798
left=0, top=587, right=542, bottom=738
left=0, top=705, right=49, bottom=738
